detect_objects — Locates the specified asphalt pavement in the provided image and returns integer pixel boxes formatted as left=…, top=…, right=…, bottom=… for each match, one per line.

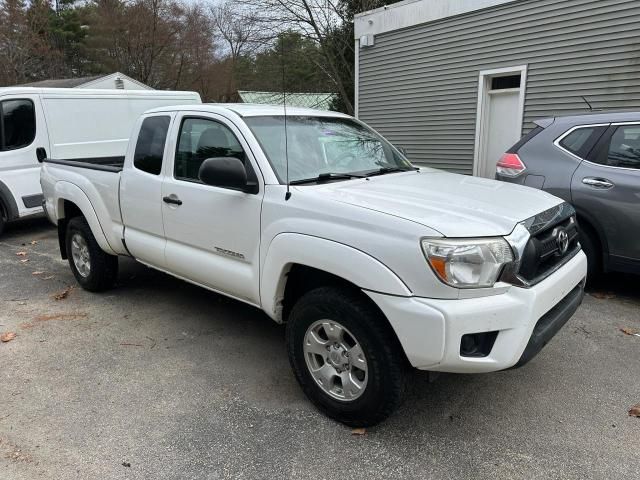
left=0, top=217, right=638, bottom=479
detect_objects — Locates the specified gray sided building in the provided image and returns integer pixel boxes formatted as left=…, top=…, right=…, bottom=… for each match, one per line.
left=354, top=0, right=640, bottom=178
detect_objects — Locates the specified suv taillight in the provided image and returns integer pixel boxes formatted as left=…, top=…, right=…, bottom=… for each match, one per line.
left=496, top=153, right=526, bottom=177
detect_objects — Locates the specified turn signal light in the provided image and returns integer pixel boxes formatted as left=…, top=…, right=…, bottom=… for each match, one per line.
left=496, top=153, right=526, bottom=177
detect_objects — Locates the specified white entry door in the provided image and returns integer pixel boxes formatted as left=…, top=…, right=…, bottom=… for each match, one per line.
left=475, top=66, right=527, bottom=179
left=481, top=89, right=521, bottom=178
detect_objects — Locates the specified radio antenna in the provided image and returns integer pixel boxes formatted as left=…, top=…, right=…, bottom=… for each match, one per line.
left=581, top=95, right=594, bottom=112
left=281, top=35, right=291, bottom=201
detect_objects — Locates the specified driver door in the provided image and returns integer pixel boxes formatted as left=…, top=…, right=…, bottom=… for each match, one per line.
left=161, top=113, right=264, bottom=305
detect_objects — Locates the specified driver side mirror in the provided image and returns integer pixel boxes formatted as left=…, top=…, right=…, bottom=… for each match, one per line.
left=198, top=157, right=258, bottom=194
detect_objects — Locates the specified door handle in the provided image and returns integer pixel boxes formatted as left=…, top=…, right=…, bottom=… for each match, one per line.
left=163, top=195, right=183, bottom=206
left=36, top=147, right=48, bottom=163
left=582, top=177, right=614, bottom=189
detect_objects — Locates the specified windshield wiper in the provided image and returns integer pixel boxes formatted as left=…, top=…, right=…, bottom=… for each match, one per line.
left=364, top=166, right=419, bottom=177
left=289, top=172, right=366, bottom=185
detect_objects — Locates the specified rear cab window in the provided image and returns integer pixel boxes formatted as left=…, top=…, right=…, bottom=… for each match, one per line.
left=0, top=99, right=36, bottom=151
left=133, top=116, right=171, bottom=175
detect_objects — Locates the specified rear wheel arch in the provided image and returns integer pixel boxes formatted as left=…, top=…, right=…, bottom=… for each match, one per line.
left=52, top=188, right=116, bottom=257
left=57, top=200, right=85, bottom=259
left=0, top=180, right=19, bottom=222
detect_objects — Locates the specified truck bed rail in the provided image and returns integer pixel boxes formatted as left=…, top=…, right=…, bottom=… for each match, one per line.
left=44, top=156, right=124, bottom=173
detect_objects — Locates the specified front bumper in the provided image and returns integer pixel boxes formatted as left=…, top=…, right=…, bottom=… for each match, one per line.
left=366, top=250, right=587, bottom=373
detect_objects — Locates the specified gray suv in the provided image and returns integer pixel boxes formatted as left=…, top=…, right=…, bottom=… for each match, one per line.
left=495, top=111, right=640, bottom=279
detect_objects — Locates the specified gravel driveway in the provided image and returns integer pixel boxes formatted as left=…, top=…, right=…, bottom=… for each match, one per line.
left=1, top=218, right=638, bottom=479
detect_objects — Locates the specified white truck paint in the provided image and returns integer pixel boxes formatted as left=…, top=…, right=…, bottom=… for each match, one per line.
left=0, top=87, right=200, bottom=234
left=41, top=104, right=587, bottom=426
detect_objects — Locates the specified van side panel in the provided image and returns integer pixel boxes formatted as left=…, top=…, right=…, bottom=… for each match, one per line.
left=41, top=92, right=201, bottom=160
left=0, top=87, right=200, bottom=222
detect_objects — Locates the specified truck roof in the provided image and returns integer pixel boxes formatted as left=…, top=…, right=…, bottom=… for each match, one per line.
left=144, top=103, right=351, bottom=118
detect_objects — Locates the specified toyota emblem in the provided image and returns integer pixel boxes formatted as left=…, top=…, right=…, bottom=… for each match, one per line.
left=556, top=229, right=569, bottom=255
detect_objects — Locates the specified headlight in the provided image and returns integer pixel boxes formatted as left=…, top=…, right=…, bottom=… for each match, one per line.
left=421, top=237, right=514, bottom=288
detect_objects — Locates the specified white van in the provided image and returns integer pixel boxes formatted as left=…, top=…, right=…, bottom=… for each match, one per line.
left=0, top=87, right=201, bottom=234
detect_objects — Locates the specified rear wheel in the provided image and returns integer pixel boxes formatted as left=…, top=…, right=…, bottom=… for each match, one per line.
left=66, top=217, right=118, bottom=292
left=286, top=287, right=406, bottom=427
left=0, top=200, right=6, bottom=237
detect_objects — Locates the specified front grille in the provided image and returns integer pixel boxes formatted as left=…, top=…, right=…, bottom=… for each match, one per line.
left=501, top=203, right=580, bottom=287
left=518, top=215, right=580, bottom=282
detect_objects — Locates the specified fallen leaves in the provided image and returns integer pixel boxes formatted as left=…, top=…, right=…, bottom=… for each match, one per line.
left=30, top=240, right=38, bottom=246
left=34, top=313, right=87, bottom=322
left=0, top=438, right=33, bottom=463
left=52, top=286, right=73, bottom=301
left=629, top=404, right=640, bottom=418
left=15, top=251, right=27, bottom=257
left=620, top=327, right=640, bottom=337
left=590, top=292, right=616, bottom=300
left=32, top=271, right=44, bottom=276
left=351, top=427, right=366, bottom=436
left=0, top=332, right=16, bottom=343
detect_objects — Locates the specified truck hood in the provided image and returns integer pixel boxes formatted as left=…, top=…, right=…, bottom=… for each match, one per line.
left=305, top=170, right=562, bottom=237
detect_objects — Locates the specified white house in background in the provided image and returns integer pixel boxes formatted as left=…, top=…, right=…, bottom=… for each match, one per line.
left=20, top=72, right=152, bottom=90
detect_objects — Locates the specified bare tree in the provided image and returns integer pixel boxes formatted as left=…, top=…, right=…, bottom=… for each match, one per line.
left=209, top=0, right=267, bottom=98
left=233, top=0, right=394, bottom=114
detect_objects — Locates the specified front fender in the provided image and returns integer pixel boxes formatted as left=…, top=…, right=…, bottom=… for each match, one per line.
left=261, top=233, right=412, bottom=320
left=53, top=182, right=116, bottom=255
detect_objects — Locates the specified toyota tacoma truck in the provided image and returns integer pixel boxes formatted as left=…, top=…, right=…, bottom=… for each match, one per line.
left=41, top=104, right=587, bottom=426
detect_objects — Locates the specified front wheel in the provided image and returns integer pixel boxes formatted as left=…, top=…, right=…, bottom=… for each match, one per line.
left=66, top=216, right=118, bottom=292
left=286, top=287, right=406, bottom=427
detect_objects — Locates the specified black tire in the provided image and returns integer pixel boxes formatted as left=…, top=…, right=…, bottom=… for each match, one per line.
left=0, top=205, right=5, bottom=237
left=579, top=227, right=601, bottom=282
left=286, top=287, right=406, bottom=427
left=65, top=216, right=118, bottom=292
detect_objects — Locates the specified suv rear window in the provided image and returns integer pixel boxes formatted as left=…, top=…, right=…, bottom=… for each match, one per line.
left=557, top=125, right=607, bottom=158
left=506, top=126, right=544, bottom=153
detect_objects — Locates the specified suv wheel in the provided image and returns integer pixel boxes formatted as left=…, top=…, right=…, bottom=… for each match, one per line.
left=579, top=228, right=601, bottom=281
left=286, top=287, right=406, bottom=427
left=66, top=217, right=118, bottom=292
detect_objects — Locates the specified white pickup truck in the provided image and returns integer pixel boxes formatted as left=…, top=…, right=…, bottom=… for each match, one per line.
left=41, top=104, right=587, bottom=426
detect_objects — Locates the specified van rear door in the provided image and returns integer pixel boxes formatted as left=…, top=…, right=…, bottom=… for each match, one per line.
left=0, top=93, right=50, bottom=220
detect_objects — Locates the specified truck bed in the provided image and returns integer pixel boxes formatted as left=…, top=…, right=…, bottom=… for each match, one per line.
left=44, top=156, right=125, bottom=173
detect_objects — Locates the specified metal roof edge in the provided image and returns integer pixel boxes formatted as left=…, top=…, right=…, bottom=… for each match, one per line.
left=354, top=0, right=519, bottom=38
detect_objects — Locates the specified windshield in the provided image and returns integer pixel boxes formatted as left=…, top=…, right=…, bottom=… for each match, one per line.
left=244, top=115, right=413, bottom=183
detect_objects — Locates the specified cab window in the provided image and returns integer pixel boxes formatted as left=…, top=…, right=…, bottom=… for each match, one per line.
left=174, top=117, right=246, bottom=182
left=0, top=99, right=36, bottom=151
left=133, top=116, right=171, bottom=175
